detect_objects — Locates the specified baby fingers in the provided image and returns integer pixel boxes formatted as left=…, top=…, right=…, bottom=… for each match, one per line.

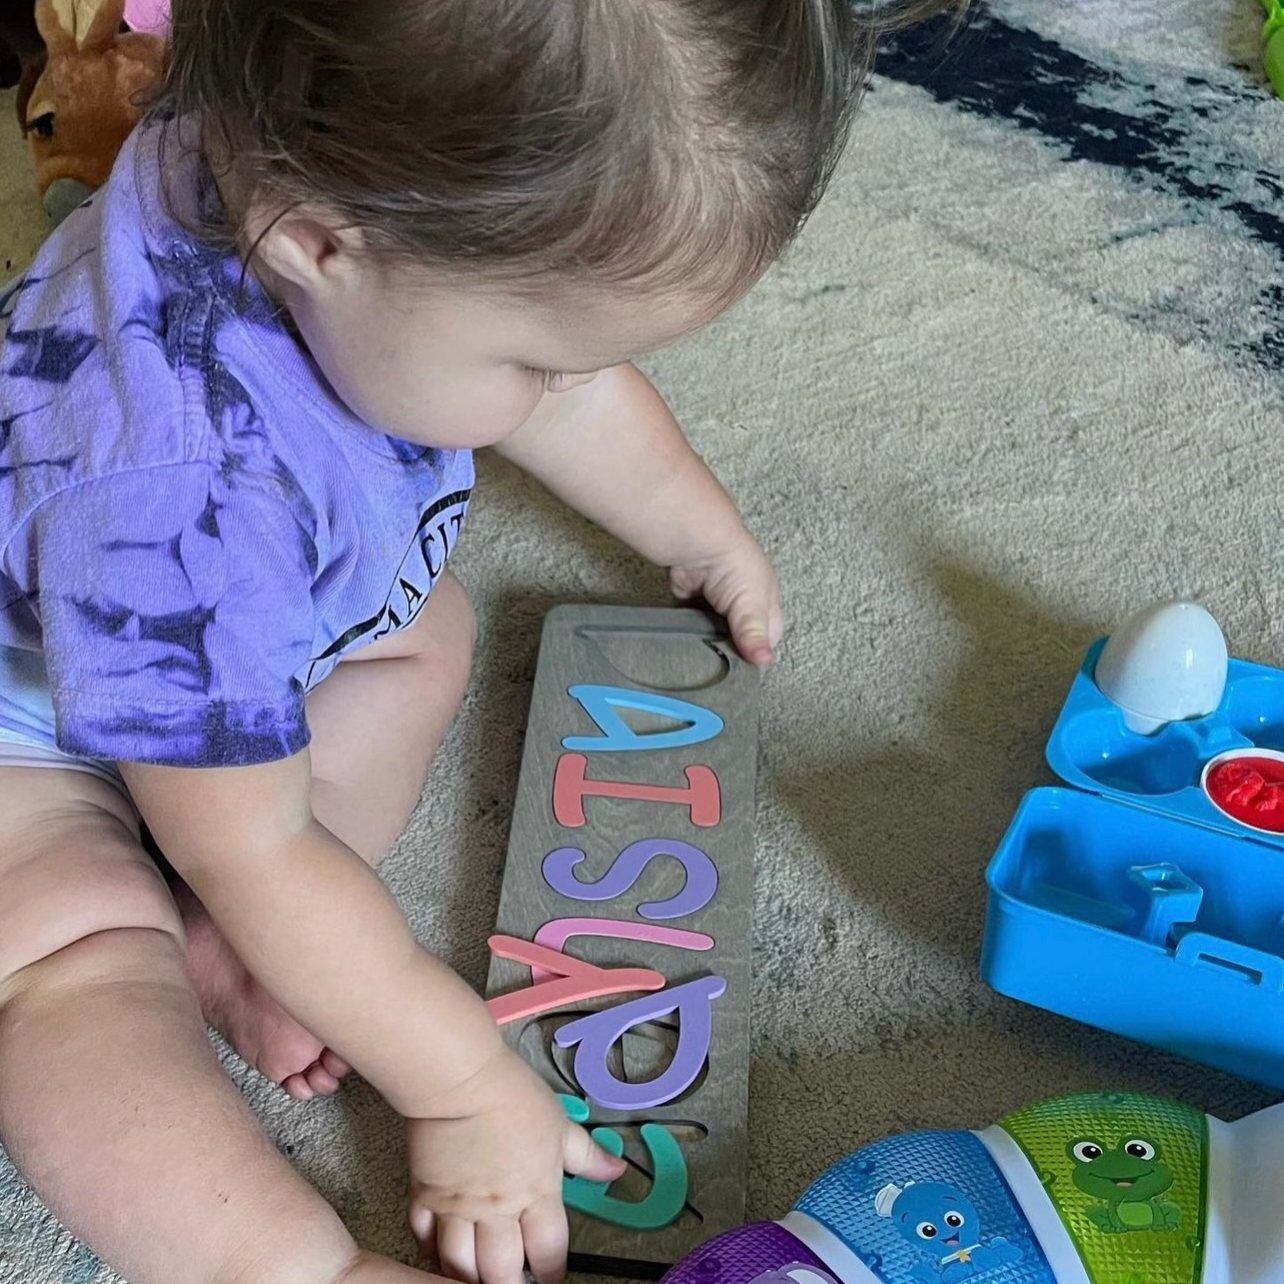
left=436, top=1214, right=480, bottom=1284
left=476, top=1217, right=528, bottom=1284
left=520, top=1194, right=571, bottom=1284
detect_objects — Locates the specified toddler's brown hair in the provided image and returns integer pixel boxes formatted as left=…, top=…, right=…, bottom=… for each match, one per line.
left=160, top=0, right=962, bottom=297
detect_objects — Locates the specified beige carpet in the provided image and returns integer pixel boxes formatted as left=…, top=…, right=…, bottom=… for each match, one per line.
left=2, top=2, right=1283, bottom=1279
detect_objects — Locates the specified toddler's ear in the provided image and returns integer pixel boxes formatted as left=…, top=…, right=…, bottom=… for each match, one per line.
left=248, top=208, right=366, bottom=298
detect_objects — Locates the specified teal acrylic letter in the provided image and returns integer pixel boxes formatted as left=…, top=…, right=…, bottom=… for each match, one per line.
left=558, top=1097, right=690, bottom=1231
left=563, top=684, right=724, bottom=753
left=558, top=1093, right=591, bottom=1123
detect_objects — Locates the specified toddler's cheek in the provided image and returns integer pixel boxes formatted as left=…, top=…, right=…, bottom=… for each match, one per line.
left=469, top=381, right=546, bottom=446
left=381, top=372, right=544, bottom=450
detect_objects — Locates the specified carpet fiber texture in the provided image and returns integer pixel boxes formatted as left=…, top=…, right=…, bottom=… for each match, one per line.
left=1, top=2, right=1282, bottom=1280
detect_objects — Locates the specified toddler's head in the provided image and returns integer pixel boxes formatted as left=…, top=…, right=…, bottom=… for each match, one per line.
left=159, top=0, right=956, bottom=446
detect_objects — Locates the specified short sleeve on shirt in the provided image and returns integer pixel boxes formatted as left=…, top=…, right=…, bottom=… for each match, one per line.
left=21, top=463, right=319, bottom=766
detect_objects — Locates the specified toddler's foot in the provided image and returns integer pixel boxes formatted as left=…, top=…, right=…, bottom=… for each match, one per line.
left=174, top=880, right=352, bottom=1099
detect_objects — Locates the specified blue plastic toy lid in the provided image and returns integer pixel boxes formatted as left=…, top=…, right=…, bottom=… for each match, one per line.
left=1045, top=638, right=1284, bottom=849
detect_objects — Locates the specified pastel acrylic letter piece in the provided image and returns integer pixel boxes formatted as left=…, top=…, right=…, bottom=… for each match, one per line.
left=531, top=918, right=714, bottom=983
left=485, top=935, right=666, bottom=1025
left=558, top=1093, right=591, bottom=1123
left=564, top=1124, right=690, bottom=1231
left=558, top=1095, right=690, bottom=1231
left=563, top=684, right=725, bottom=753
left=541, top=840, right=720, bottom=920
left=556, top=976, right=727, bottom=1110
left=553, top=753, right=722, bottom=828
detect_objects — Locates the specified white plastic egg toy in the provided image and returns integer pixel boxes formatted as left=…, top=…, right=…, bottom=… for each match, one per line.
left=1094, top=601, right=1228, bottom=735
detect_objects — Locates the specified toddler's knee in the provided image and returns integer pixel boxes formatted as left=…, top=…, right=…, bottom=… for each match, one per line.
left=437, top=569, right=478, bottom=658
left=0, top=810, right=181, bottom=997
left=425, top=569, right=476, bottom=692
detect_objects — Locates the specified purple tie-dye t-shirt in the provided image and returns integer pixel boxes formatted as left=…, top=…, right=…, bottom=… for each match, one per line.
left=0, top=122, right=473, bottom=767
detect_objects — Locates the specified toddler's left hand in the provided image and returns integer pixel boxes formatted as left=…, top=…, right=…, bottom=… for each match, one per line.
left=670, top=529, right=782, bottom=666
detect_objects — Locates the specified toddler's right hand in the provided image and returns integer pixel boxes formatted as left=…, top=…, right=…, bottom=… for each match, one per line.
left=407, top=1048, right=626, bottom=1284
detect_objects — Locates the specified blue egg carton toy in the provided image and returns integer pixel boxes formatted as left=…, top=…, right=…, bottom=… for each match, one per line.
left=982, top=607, right=1284, bottom=1087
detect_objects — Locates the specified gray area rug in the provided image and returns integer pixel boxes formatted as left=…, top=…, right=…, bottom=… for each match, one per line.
left=2, top=2, right=1283, bottom=1279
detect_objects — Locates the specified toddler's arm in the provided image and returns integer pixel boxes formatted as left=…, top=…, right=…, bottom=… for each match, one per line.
left=121, top=751, right=620, bottom=1284
left=124, top=751, right=499, bottom=1110
left=494, top=363, right=782, bottom=663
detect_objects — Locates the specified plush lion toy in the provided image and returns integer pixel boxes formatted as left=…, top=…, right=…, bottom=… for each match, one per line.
left=18, top=0, right=167, bottom=224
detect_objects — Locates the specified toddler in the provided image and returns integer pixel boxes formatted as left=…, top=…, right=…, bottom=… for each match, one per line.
left=0, top=2, right=956, bottom=1283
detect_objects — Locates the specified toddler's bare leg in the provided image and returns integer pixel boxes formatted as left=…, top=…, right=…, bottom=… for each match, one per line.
left=177, top=570, right=477, bottom=1097
left=307, top=568, right=478, bottom=863
left=0, top=768, right=430, bottom=1284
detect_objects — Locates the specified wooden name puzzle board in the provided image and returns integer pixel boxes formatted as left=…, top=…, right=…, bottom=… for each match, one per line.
left=484, top=605, right=760, bottom=1277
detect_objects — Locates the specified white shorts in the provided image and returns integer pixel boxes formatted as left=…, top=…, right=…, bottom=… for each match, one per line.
left=0, top=722, right=132, bottom=799
left=0, top=643, right=132, bottom=802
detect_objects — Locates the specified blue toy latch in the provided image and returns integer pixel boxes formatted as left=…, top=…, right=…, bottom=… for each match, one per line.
left=1172, top=931, right=1284, bottom=995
